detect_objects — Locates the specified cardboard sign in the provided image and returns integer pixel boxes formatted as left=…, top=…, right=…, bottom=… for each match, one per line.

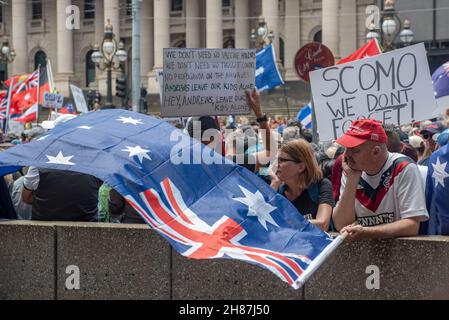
left=70, top=84, right=89, bottom=113
left=43, top=92, right=64, bottom=109
left=162, top=48, right=256, bottom=117
left=310, top=43, right=437, bottom=141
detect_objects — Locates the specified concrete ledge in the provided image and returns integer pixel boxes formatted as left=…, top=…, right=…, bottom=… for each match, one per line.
left=304, top=237, right=449, bottom=300
left=0, top=222, right=55, bottom=300
left=1, top=221, right=449, bottom=299
left=56, top=223, right=171, bottom=300
left=172, top=253, right=301, bottom=300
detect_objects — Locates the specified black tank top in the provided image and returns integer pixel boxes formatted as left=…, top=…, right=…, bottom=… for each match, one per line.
left=32, top=169, right=102, bottom=222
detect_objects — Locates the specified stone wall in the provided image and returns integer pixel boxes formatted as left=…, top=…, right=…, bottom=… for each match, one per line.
left=1, top=221, right=448, bottom=300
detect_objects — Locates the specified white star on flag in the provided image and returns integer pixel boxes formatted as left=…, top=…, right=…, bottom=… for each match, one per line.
left=78, top=125, right=92, bottom=130
left=122, top=145, right=151, bottom=164
left=432, top=157, right=449, bottom=188
left=233, top=186, right=279, bottom=231
left=46, top=151, right=75, bottom=165
left=117, top=116, right=143, bottom=125
left=24, top=93, right=30, bottom=101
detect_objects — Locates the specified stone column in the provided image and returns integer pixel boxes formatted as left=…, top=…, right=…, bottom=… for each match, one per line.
left=235, top=0, right=250, bottom=48
left=339, top=0, right=357, bottom=58
left=186, top=0, right=201, bottom=48
left=141, top=0, right=154, bottom=86
left=95, top=0, right=105, bottom=46
left=11, top=0, right=28, bottom=75
left=104, top=0, right=120, bottom=41
left=148, top=0, right=170, bottom=94
left=206, top=0, right=222, bottom=48
left=262, top=0, right=279, bottom=58
left=55, top=0, right=74, bottom=96
left=322, top=0, right=340, bottom=59
left=284, top=0, right=300, bottom=81
left=94, top=0, right=106, bottom=93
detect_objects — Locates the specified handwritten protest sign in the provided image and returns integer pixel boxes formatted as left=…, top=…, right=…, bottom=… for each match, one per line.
left=43, top=92, right=64, bottom=109
left=310, top=43, right=437, bottom=141
left=70, top=84, right=89, bottom=113
left=162, top=48, right=256, bottom=117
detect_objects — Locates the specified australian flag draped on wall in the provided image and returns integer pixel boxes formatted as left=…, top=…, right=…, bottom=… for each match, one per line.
left=0, top=110, right=336, bottom=288
left=255, top=44, right=284, bottom=92
left=425, top=143, right=449, bottom=235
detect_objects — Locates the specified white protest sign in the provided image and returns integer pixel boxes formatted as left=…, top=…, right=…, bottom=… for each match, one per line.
left=43, top=92, right=64, bottom=109
left=310, top=43, right=437, bottom=141
left=7, top=119, right=24, bottom=136
left=162, top=48, right=256, bottom=117
left=70, top=84, right=89, bottom=113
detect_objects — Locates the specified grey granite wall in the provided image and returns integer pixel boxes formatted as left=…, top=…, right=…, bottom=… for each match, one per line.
left=1, top=221, right=448, bottom=300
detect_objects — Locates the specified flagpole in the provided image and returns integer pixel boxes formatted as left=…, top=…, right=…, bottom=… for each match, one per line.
left=4, top=78, right=14, bottom=135
left=36, top=65, right=41, bottom=124
left=294, top=232, right=348, bottom=289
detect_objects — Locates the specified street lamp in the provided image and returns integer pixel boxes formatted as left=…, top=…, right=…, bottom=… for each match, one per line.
left=366, top=0, right=414, bottom=51
left=91, top=19, right=128, bottom=108
left=0, top=38, right=16, bottom=64
left=250, top=16, right=274, bottom=50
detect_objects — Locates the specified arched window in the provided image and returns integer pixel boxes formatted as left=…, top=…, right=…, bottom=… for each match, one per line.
left=313, top=30, right=322, bottom=43
left=34, top=50, right=47, bottom=70
left=86, top=50, right=96, bottom=87
left=0, top=63, right=7, bottom=83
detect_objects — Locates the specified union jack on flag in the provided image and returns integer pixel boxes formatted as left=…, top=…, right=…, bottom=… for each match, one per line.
left=0, top=109, right=339, bottom=289
left=0, top=92, right=8, bottom=120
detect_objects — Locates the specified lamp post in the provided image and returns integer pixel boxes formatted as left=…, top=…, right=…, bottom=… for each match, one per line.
left=91, top=19, right=128, bottom=108
left=250, top=16, right=274, bottom=50
left=0, top=38, right=16, bottom=64
left=366, top=0, right=414, bottom=51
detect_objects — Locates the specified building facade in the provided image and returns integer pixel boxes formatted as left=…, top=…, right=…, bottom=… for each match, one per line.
left=0, top=0, right=377, bottom=97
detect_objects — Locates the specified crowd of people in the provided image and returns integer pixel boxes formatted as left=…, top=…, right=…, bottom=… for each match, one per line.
left=1, top=89, right=449, bottom=240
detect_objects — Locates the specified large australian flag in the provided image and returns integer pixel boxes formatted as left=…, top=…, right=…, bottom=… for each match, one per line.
left=0, top=109, right=336, bottom=288
left=425, top=143, right=449, bottom=235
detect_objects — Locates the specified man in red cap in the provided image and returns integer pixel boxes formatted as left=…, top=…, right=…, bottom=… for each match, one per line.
left=332, top=119, right=428, bottom=241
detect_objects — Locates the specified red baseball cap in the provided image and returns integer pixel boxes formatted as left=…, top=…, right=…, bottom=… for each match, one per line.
left=335, top=119, right=388, bottom=148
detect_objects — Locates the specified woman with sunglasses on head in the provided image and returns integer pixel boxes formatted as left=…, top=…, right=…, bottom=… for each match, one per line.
left=270, top=139, right=334, bottom=231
